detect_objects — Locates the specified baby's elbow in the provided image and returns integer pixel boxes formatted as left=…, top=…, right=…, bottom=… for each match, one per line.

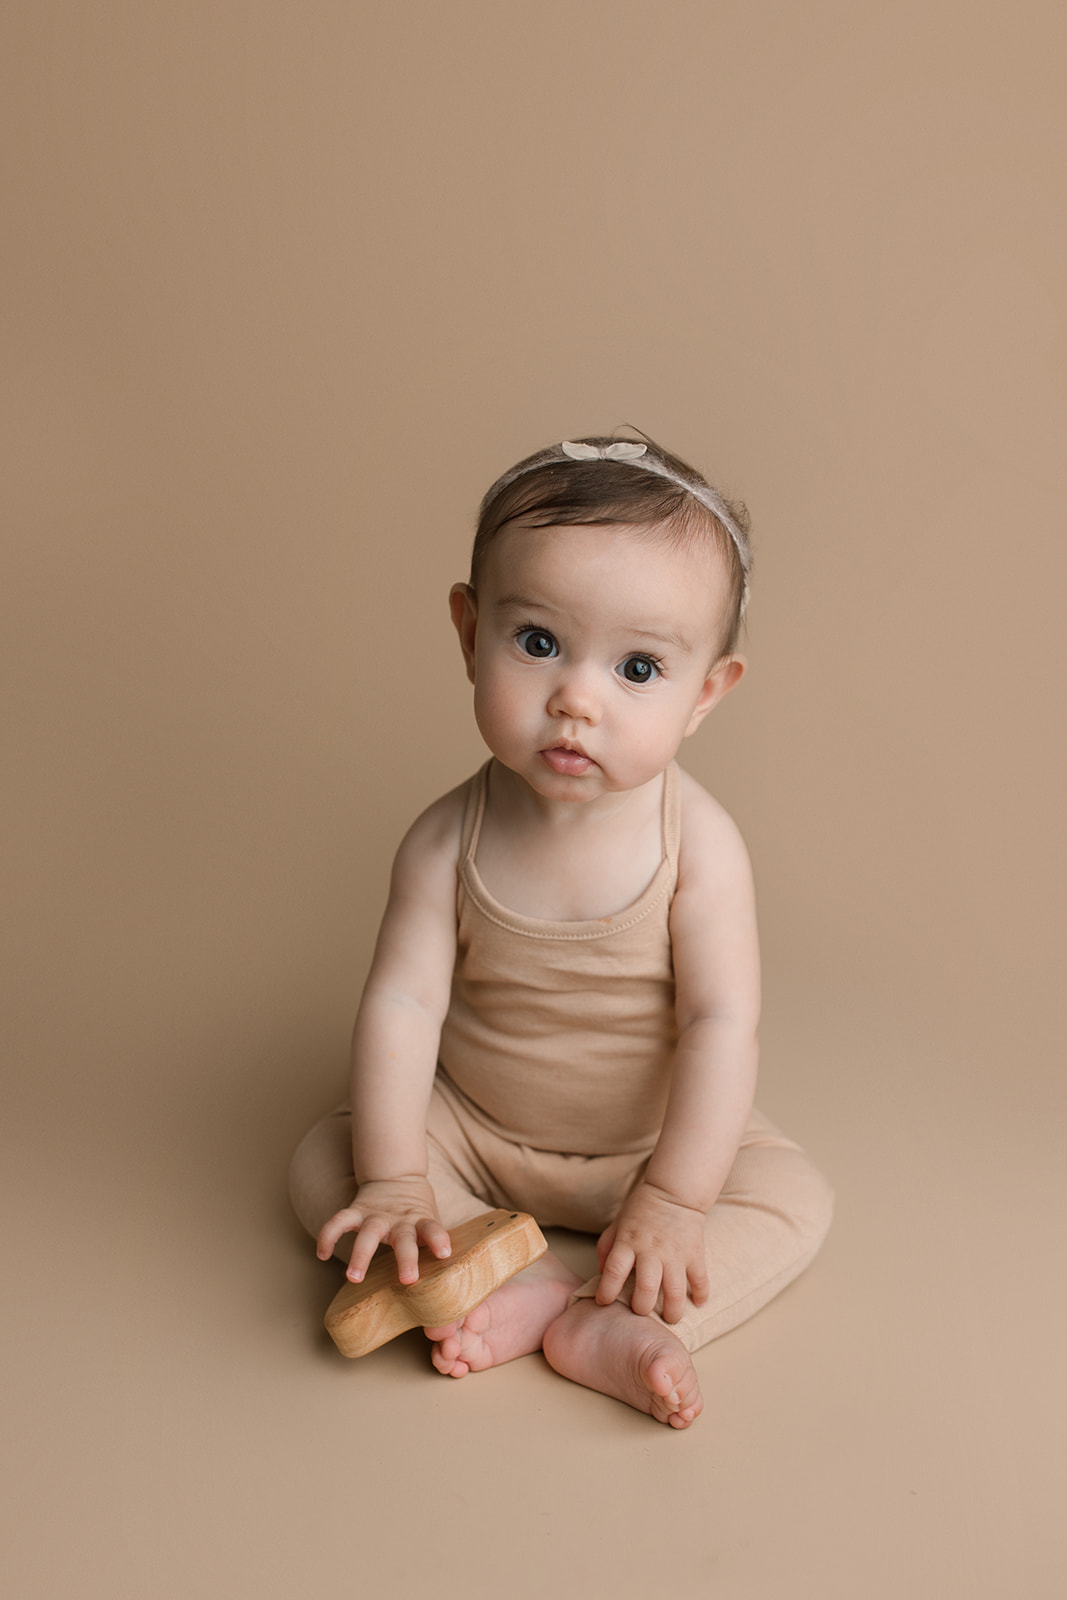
left=678, top=1005, right=759, bottom=1047
left=358, top=977, right=451, bottom=1037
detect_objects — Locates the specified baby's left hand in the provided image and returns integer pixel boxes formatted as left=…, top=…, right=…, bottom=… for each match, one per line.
left=596, top=1181, right=709, bottom=1325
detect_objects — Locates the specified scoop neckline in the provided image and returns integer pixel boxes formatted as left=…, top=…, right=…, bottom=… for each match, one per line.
left=460, top=764, right=677, bottom=939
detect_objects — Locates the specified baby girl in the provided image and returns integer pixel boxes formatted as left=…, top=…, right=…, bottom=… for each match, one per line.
left=289, top=434, right=833, bottom=1428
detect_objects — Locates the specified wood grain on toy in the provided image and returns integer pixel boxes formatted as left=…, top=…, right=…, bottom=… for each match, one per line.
left=323, top=1209, right=548, bottom=1358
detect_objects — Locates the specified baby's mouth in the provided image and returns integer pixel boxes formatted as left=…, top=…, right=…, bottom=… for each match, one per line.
left=540, top=746, right=595, bottom=775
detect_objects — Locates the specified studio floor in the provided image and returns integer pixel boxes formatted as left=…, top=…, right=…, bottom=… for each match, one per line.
left=7, top=981, right=1063, bottom=1600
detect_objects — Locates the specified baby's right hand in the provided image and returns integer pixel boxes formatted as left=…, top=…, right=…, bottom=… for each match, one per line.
left=315, top=1177, right=452, bottom=1287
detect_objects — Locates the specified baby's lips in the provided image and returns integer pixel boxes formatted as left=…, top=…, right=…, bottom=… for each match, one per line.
left=540, top=746, right=595, bottom=775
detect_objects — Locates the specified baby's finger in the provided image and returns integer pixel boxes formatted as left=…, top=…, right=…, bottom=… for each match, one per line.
left=595, top=1223, right=617, bottom=1275
left=417, top=1218, right=453, bottom=1261
left=316, top=1207, right=362, bottom=1261
left=687, top=1258, right=709, bottom=1308
left=595, top=1242, right=635, bottom=1307
left=391, top=1226, right=423, bottom=1286
left=344, top=1217, right=388, bottom=1282
left=629, top=1253, right=664, bottom=1319
left=660, top=1265, right=689, bottom=1325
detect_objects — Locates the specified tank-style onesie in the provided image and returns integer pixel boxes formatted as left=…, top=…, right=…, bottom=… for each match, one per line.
left=437, top=759, right=681, bottom=1156
left=288, top=762, right=834, bottom=1352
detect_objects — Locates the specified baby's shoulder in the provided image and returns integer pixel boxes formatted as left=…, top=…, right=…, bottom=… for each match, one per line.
left=675, top=767, right=752, bottom=884
left=391, top=777, right=471, bottom=880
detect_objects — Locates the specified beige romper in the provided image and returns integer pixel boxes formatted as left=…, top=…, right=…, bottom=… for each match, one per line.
left=289, top=762, right=833, bottom=1352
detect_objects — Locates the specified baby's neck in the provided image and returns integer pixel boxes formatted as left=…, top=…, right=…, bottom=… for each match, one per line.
left=489, top=760, right=663, bottom=830
left=473, top=763, right=668, bottom=922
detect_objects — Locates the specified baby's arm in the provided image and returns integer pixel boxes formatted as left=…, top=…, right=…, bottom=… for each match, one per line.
left=596, top=779, right=760, bottom=1325
left=315, top=789, right=464, bottom=1287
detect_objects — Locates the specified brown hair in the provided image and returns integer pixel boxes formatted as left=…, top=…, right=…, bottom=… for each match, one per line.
left=470, top=433, right=752, bottom=655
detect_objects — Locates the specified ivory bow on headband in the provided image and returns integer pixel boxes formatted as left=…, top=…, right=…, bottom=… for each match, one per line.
left=560, top=440, right=648, bottom=462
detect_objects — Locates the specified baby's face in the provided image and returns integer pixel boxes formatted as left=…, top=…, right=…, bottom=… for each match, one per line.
left=451, top=522, right=742, bottom=802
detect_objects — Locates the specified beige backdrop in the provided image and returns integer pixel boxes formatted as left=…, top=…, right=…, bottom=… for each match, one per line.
left=4, top=3, right=1065, bottom=1597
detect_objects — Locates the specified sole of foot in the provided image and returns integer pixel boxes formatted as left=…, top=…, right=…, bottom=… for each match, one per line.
left=542, top=1298, right=703, bottom=1428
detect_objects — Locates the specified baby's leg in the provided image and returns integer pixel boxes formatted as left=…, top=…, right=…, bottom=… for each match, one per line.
left=543, top=1121, right=834, bottom=1427
left=289, top=1102, right=366, bottom=1258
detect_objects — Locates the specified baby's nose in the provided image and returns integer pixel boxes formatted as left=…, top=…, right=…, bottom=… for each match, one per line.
left=547, top=665, right=601, bottom=723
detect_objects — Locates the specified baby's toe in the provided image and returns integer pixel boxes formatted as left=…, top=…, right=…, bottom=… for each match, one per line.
left=423, top=1320, right=460, bottom=1343
left=429, top=1337, right=470, bottom=1377
left=641, top=1345, right=702, bottom=1427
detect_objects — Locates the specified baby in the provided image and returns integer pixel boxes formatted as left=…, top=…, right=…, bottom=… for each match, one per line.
left=289, top=434, right=833, bottom=1428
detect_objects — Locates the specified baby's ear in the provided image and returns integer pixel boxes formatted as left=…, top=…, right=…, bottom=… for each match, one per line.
left=449, top=583, right=478, bottom=684
left=684, top=655, right=746, bottom=737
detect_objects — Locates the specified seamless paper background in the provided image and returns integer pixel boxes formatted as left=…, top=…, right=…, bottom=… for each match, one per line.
left=4, top=4, right=1065, bottom=1596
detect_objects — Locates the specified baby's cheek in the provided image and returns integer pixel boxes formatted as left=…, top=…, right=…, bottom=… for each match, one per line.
left=634, top=725, right=676, bottom=768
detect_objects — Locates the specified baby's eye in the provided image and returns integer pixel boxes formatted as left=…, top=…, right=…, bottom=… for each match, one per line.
left=516, top=628, right=558, bottom=659
left=617, top=654, right=660, bottom=685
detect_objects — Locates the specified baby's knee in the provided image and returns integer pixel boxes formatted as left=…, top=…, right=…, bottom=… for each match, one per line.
left=789, top=1157, right=835, bottom=1257
left=287, top=1131, right=324, bottom=1238
left=287, top=1109, right=356, bottom=1239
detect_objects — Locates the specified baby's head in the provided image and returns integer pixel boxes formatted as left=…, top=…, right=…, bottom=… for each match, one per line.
left=451, top=434, right=751, bottom=798
left=469, top=434, right=752, bottom=658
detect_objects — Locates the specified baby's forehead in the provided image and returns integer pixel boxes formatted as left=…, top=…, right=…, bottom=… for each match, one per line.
left=488, top=518, right=728, bottom=588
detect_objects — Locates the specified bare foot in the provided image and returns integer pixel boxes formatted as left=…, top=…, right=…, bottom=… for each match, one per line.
left=542, top=1298, right=703, bottom=1428
left=425, top=1251, right=582, bottom=1378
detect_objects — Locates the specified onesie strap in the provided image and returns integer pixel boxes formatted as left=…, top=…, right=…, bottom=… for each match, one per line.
left=662, top=761, right=681, bottom=872
left=458, top=760, right=491, bottom=867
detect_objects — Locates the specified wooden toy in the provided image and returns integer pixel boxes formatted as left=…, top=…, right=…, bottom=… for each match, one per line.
left=323, top=1209, right=548, bottom=1358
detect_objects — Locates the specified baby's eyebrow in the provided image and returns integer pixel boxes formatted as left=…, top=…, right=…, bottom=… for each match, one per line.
left=493, top=593, right=550, bottom=614
left=628, top=627, right=694, bottom=654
